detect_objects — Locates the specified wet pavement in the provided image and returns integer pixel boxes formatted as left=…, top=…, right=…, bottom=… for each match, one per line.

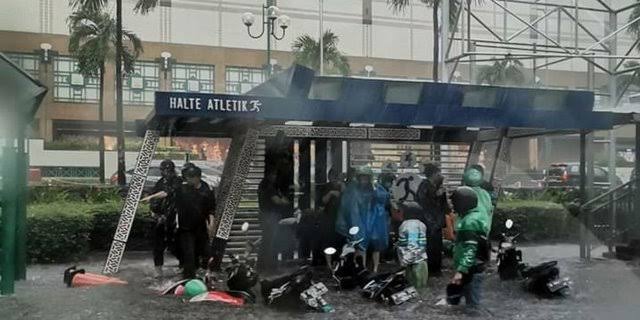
left=2, top=243, right=640, bottom=320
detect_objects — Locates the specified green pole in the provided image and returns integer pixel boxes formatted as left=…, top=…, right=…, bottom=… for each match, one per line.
left=1, top=144, right=18, bottom=295
left=15, top=133, right=27, bottom=280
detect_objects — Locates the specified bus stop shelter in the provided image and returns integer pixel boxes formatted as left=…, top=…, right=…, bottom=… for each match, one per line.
left=103, top=65, right=623, bottom=274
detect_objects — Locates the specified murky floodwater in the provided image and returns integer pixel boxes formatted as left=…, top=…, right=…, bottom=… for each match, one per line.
left=2, top=244, right=640, bottom=320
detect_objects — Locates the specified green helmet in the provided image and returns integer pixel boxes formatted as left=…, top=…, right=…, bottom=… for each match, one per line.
left=463, top=168, right=484, bottom=187
left=184, top=279, right=208, bottom=298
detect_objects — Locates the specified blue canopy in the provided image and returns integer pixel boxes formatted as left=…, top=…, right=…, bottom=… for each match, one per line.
left=143, top=65, right=616, bottom=138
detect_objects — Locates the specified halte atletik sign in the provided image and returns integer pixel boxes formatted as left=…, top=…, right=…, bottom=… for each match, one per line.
left=168, top=96, right=262, bottom=113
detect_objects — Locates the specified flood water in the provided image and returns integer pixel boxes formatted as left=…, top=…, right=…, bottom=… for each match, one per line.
left=2, top=244, right=640, bottom=320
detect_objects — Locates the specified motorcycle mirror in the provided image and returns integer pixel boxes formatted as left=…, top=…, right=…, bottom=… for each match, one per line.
left=505, top=219, right=514, bottom=229
left=324, top=247, right=337, bottom=255
left=348, top=226, right=360, bottom=235
left=241, top=222, right=250, bottom=233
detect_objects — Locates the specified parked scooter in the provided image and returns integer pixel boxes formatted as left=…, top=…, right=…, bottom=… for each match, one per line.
left=324, top=226, right=371, bottom=290
left=496, top=219, right=523, bottom=280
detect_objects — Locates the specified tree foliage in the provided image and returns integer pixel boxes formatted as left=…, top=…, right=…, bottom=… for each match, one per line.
left=292, top=30, right=351, bottom=75
left=68, top=9, right=143, bottom=77
left=475, top=56, right=526, bottom=86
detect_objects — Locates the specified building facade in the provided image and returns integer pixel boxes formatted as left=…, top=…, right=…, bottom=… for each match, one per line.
left=0, top=0, right=637, bottom=174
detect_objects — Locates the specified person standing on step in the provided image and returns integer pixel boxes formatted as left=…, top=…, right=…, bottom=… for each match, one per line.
left=258, top=170, right=291, bottom=273
left=175, top=165, right=216, bottom=279
left=416, top=163, right=449, bottom=277
left=147, top=159, right=182, bottom=278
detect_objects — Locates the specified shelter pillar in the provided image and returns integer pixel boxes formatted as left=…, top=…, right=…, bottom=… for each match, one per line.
left=1, top=143, right=18, bottom=295
left=15, top=132, right=27, bottom=280
left=489, top=128, right=510, bottom=183
left=298, top=139, right=311, bottom=210
left=329, top=140, right=345, bottom=174
left=103, top=130, right=160, bottom=274
left=313, top=139, right=328, bottom=209
left=635, top=122, right=640, bottom=239
left=579, top=130, right=595, bottom=261
left=466, top=140, right=482, bottom=169
left=209, top=128, right=260, bottom=269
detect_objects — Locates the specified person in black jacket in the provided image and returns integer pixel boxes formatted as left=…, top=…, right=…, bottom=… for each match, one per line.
left=416, top=162, right=449, bottom=276
left=257, top=170, right=292, bottom=273
left=148, top=159, right=182, bottom=278
left=175, top=165, right=216, bottom=279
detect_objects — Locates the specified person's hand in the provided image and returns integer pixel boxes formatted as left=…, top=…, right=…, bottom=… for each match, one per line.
left=156, top=215, right=166, bottom=225
left=330, top=190, right=341, bottom=197
left=450, top=272, right=463, bottom=285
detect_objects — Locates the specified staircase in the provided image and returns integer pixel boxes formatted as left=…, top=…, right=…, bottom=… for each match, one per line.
left=224, top=139, right=265, bottom=259
left=581, top=179, right=640, bottom=259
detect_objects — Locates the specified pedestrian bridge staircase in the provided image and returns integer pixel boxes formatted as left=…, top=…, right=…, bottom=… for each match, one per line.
left=581, top=179, right=640, bottom=259
left=224, top=139, right=265, bottom=260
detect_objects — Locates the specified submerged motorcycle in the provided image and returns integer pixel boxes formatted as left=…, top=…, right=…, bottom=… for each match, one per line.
left=324, top=226, right=418, bottom=306
left=496, top=219, right=523, bottom=280
left=497, top=219, right=571, bottom=298
left=260, top=265, right=334, bottom=312
left=361, top=268, right=419, bottom=305
left=324, top=226, right=371, bottom=290
left=219, top=222, right=260, bottom=303
left=161, top=222, right=258, bottom=305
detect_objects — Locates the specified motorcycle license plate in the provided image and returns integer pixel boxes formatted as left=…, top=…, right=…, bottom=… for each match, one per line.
left=546, top=279, right=569, bottom=292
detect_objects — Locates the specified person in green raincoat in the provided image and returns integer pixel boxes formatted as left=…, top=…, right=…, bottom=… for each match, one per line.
left=462, top=166, right=494, bottom=235
left=449, top=186, right=490, bottom=307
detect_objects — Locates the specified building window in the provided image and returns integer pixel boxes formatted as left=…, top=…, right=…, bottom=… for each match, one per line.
left=123, top=61, right=159, bottom=105
left=4, top=52, right=40, bottom=78
left=225, top=66, right=265, bottom=94
left=172, top=63, right=215, bottom=93
left=53, top=56, right=100, bottom=103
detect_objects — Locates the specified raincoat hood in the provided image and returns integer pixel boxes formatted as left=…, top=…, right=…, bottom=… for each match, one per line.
left=463, top=168, right=484, bottom=187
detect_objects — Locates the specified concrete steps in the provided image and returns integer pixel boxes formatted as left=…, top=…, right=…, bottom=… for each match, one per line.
left=224, top=139, right=264, bottom=259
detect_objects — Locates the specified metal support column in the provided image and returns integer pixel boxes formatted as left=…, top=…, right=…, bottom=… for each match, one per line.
left=441, top=0, right=450, bottom=83
left=579, top=131, right=587, bottom=260
left=586, top=131, right=595, bottom=261
left=635, top=122, right=640, bottom=240
left=466, top=140, right=482, bottom=169
left=103, top=130, right=160, bottom=274
left=489, top=128, right=509, bottom=183
left=1, top=144, right=18, bottom=295
left=607, top=11, right=618, bottom=255
left=14, top=135, right=27, bottom=280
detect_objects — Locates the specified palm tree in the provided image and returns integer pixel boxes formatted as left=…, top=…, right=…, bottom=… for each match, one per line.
left=292, top=30, right=351, bottom=75
left=388, top=0, right=470, bottom=82
left=68, top=6, right=143, bottom=183
left=475, top=55, right=526, bottom=86
left=132, top=0, right=159, bottom=14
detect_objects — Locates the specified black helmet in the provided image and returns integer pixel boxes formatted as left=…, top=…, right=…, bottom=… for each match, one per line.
left=451, top=186, right=478, bottom=215
left=182, top=165, right=202, bottom=178
left=422, top=162, right=440, bottom=178
left=160, top=159, right=175, bottom=171
left=183, top=162, right=196, bottom=170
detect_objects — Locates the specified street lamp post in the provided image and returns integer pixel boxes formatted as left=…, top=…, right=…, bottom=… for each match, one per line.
left=242, top=0, right=289, bottom=78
